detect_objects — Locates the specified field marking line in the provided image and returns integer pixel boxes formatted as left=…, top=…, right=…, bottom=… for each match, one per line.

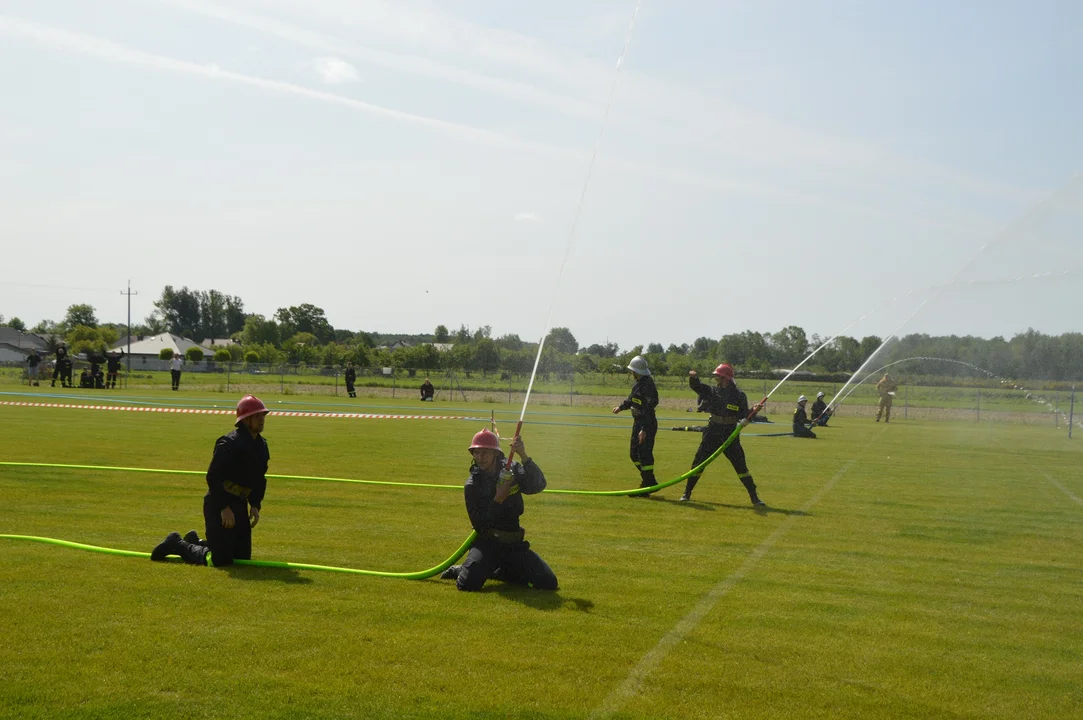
left=0, top=400, right=480, bottom=421
left=590, top=457, right=858, bottom=718
left=1042, top=473, right=1083, bottom=507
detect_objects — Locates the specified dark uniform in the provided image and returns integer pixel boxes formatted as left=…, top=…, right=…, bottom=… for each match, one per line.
left=200, top=428, right=269, bottom=566
left=57, top=356, right=73, bottom=388
left=105, top=351, right=125, bottom=389
left=344, top=366, right=357, bottom=398
left=52, top=345, right=70, bottom=387
left=454, top=454, right=557, bottom=592
left=811, top=397, right=829, bottom=426
left=152, top=426, right=270, bottom=567
left=793, top=404, right=817, bottom=438
left=682, top=375, right=763, bottom=505
left=420, top=379, right=434, bottom=401
left=617, top=374, right=659, bottom=490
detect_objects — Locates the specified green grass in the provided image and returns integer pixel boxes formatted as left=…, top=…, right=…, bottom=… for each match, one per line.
left=3, top=366, right=1075, bottom=416
left=1, top=391, right=1082, bottom=718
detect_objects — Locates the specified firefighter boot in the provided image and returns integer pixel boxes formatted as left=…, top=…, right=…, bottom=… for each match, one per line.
left=184, top=529, right=205, bottom=546
left=151, top=532, right=184, bottom=561
left=679, top=476, right=700, bottom=502
left=440, top=565, right=462, bottom=580
left=740, top=475, right=766, bottom=507
left=633, top=469, right=658, bottom=498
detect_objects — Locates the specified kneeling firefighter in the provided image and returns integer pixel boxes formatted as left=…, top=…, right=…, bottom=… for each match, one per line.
left=151, top=395, right=271, bottom=567
left=441, top=429, right=557, bottom=592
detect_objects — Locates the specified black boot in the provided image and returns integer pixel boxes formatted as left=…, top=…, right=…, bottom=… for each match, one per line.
left=639, top=470, right=658, bottom=488
left=151, top=531, right=183, bottom=561
left=440, top=565, right=462, bottom=580
left=679, top=476, right=699, bottom=502
left=740, top=476, right=766, bottom=507
left=632, top=470, right=658, bottom=498
left=184, top=529, right=204, bottom=546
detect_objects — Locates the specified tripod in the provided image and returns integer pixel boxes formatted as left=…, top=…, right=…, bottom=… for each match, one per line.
left=435, top=368, right=469, bottom=402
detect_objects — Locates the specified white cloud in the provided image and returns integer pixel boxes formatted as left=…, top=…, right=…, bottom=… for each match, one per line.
left=0, top=15, right=533, bottom=149
left=309, top=56, right=359, bottom=84
left=513, top=211, right=539, bottom=222
left=0, top=13, right=1003, bottom=236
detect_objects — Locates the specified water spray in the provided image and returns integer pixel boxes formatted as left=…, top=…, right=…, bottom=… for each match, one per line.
left=504, top=0, right=642, bottom=467
left=828, top=356, right=1076, bottom=428
left=829, top=176, right=1083, bottom=412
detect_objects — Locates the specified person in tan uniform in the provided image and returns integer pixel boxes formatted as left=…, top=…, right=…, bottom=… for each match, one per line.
left=875, top=373, right=899, bottom=422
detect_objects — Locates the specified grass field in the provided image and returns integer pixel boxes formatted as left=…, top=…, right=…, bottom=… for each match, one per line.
left=2, top=389, right=1082, bottom=719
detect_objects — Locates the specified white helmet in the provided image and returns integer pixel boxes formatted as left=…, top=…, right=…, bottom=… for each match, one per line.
left=627, top=355, right=651, bottom=376
left=817, top=391, right=825, bottom=398
left=798, top=395, right=807, bottom=403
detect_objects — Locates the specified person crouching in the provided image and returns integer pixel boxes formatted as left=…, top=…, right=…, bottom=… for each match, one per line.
left=440, top=430, right=557, bottom=592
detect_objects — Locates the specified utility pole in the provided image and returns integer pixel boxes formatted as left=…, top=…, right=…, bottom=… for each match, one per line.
left=120, top=281, right=138, bottom=388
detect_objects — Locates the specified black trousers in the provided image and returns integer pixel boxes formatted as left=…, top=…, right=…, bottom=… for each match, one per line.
left=456, top=538, right=557, bottom=592
left=692, top=426, right=748, bottom=476
left=629, top=418, right=657, bottom=467
left=203, top=494, right=252, bottom=567
left=630, top=417, right=658, bottom=487
left=171, top=369, right=181, bottom=390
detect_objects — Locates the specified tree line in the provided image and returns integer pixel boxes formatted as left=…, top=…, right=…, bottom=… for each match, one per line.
left=3, top=286, right=1081, bottom=381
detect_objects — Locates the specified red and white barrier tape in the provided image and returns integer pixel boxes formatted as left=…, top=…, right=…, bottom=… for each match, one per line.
left=0, top=400, right=480, bottom=421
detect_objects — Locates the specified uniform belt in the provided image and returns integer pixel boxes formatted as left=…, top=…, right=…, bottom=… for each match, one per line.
left=485, top=528, right=525, bottom=543
left=223, top=480, right=252, bottom=499
left=709, top=414, right=738, bottom=425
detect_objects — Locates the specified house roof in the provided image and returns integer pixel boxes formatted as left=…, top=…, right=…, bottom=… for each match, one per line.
left=201, top=337, right=238, bottom=348
left=111, top=333, right=213, bottom=357
left=0, top=327, right=48, bottom=350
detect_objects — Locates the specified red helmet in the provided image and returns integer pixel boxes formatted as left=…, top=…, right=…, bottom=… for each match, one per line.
left=712, top=363, right=735, bottom=379
left=468, top=429, right=500, bottom=451
left=236, top=394, right=269, bottom=422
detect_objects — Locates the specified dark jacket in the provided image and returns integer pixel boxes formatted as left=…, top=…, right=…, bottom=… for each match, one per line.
left=793, top=405, right=810, bottom=432
left=464, top=453, right=546, bottom=535
left=86, top=351, right=107, bottom=373
left=344, top=368, right=356, bottom=384
left=106, top=351, right=125, bottom=373
left=618, top=375, right=659, bottom=422
left=205, top=428, right=270, bottom=512
left=811, top=398, right=828, bottom=419
left=689, top=375, right=749, bottom=428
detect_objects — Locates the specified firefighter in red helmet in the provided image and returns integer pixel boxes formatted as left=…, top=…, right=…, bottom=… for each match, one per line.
left=680, top=363, right=766, bottom=506
left=440, top=429, right=558, bottom=591
left=151, top=395, right=271, bottom=567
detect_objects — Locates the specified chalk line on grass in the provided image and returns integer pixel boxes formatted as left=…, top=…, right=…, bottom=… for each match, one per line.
left=1043, top=473, right=1083, bottom=507
left=590, top=457, right=858, bottom=718
left=0, top=400, right=482, bottom=421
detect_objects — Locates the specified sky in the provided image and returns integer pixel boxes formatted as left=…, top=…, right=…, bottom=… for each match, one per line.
left=1, top=0, right=1081, bottom=350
